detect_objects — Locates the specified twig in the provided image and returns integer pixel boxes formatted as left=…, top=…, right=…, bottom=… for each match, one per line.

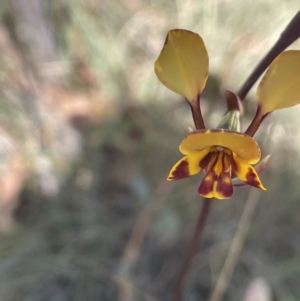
left=209, top=189, right=261, bottom=301
left=172, top=199, right=213, bottom=301
left=238, top=10, right=300, bottom=100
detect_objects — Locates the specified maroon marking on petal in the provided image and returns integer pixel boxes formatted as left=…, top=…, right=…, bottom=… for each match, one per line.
left=229, top=154, right=238, bottom=174
left=216, top=173, right=233, bottom=198
left=199, top=152, right=214, bottom=169
left=169, top=160, right=190, bottom=180
left=221, top=152, right=226, bottom=171
left=198, top=171, right=215, bottom=195
left=209, top=129, right=222, bottom=133
left=245, top=167, right=261, bottom=187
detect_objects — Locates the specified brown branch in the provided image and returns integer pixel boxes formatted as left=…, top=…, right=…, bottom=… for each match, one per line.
left=172, top=199, right=213, bottom=301
left=190, top=95, right=206, bottom=129
left=244, top=107, right=267, bottom=137
left=238, top=10, right=300, bottom=100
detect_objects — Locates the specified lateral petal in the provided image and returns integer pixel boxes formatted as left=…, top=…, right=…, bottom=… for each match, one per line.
left=233, top=155, right=270, bottom=187
left=232, top=153, right=266, bottom=190
left=167, top=149, right=209, bottom=181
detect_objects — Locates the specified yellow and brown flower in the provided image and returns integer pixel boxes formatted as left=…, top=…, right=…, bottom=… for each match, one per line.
left=155, top=29, right=300, bottom=199
left=168, top=129, right=265, bottom=199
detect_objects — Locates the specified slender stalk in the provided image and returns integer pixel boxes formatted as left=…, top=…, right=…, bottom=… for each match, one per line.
left=190, top=96, right=206, bottom=129
left=238, top=11, right=300, bottom=100
left=244, top=107, right=266, bottom=137
left=172, top=199, right=212, bottom=301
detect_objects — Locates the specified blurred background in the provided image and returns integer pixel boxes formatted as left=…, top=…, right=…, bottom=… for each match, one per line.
left=0, top=0, right=300, bottom=300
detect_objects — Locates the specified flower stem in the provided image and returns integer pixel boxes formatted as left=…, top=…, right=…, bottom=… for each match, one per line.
left=172, top=198, right=213, bottom=301
left=244, top=107, right=267, bottom=137
left=190, top=96, right=206, bottom=129
left=238, top=11, right=300, bottom=100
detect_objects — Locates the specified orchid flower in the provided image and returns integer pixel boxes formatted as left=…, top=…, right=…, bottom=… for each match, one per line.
left=155, top=29, right=300, bottom=199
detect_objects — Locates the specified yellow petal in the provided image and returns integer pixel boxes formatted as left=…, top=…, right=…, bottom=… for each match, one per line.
left=232, top=153, right=266, bottom=190
left=167, top=149, right=209, bottom=181
left=233, top=154, right=270, bottom=187
left=154, top=29, right=209, bottom=103
left=257, top=50, right=300, bottom=114
left=180, top=129, right=261, bottom=164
